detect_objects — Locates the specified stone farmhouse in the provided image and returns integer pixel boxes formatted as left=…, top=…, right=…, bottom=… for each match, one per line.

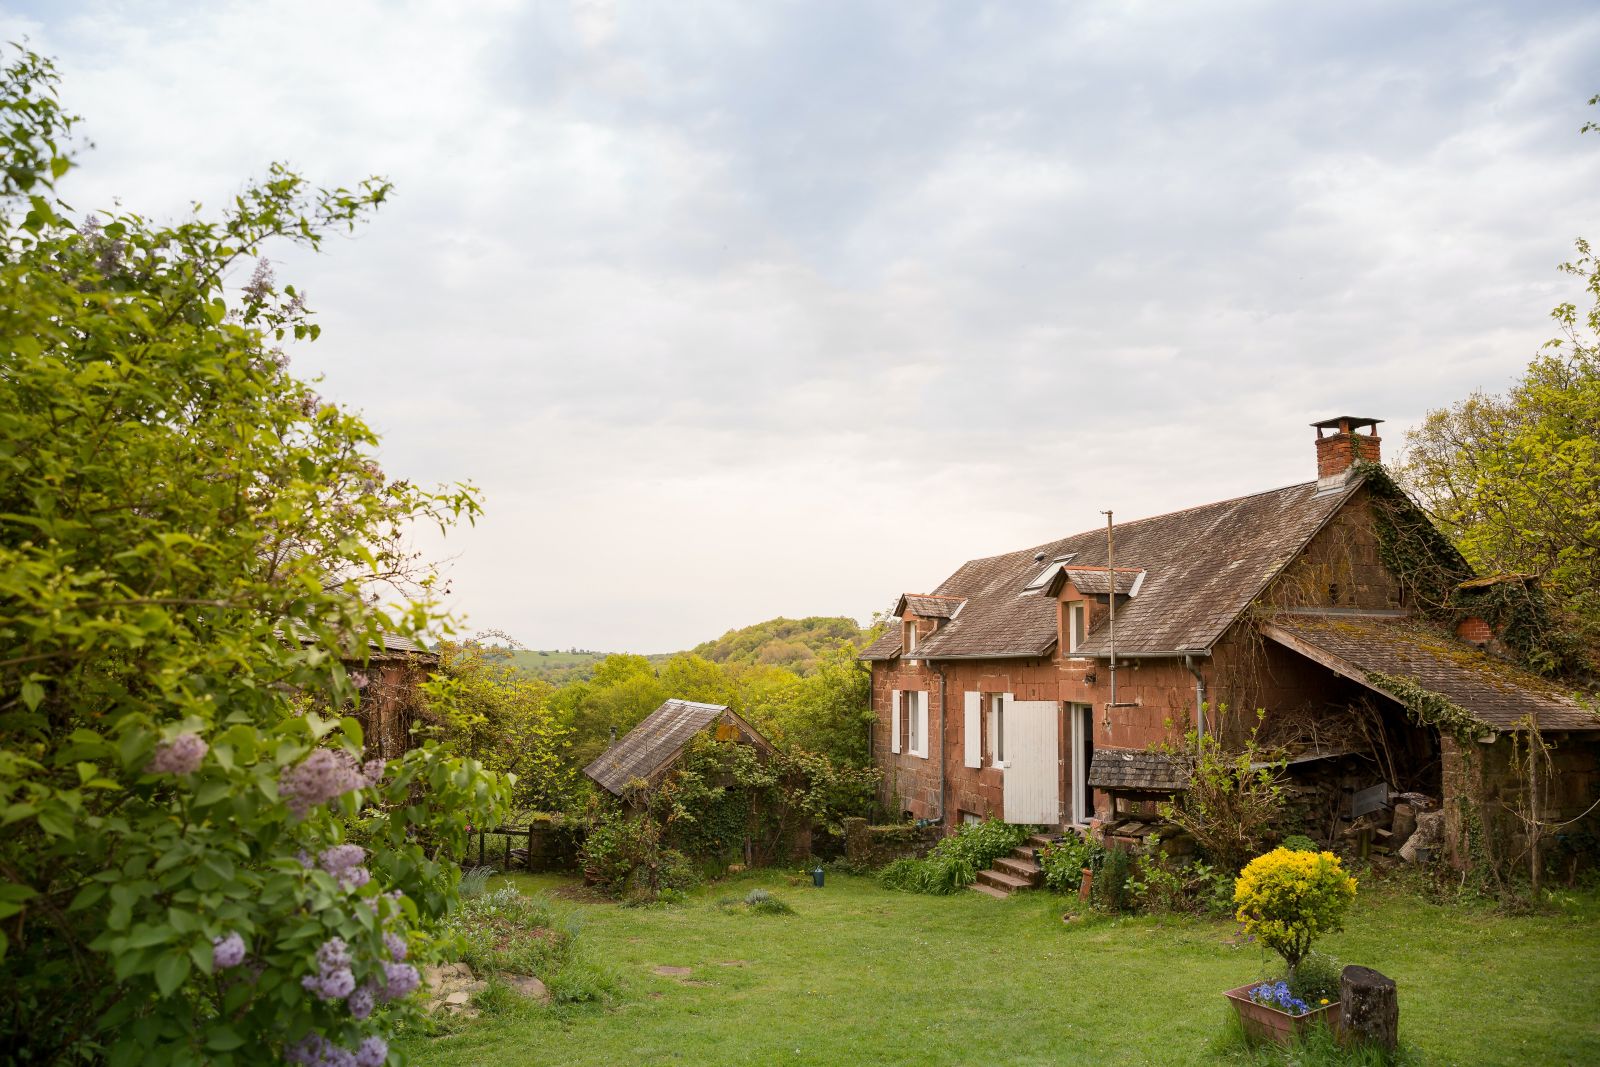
left=861, top=418, right=1600, bottom=874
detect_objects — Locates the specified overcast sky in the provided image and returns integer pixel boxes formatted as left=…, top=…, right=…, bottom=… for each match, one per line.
left=6, top=1, right=1597, bottom=652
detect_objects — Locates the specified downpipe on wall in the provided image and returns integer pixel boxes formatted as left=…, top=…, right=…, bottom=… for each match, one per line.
left=1182, top=653, right=1209, bottom=745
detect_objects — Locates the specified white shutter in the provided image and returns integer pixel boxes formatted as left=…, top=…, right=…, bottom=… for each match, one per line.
left=890, top=689, right=901, bottom=754
left=963, top=692, right=982, bottom=768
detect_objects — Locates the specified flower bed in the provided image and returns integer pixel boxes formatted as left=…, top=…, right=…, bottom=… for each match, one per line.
left=1223, top=981, right=1341, bottom=1046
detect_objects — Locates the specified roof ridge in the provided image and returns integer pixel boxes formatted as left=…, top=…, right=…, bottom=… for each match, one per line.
left=960, top=479, right=1322, bottom=568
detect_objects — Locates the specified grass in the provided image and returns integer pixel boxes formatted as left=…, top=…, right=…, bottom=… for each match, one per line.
left=399, top=871, right=1600, bottom=1066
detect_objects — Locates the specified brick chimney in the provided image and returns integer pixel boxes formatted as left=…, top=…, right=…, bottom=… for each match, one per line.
left=1312, top=416, right=1382, bottom=487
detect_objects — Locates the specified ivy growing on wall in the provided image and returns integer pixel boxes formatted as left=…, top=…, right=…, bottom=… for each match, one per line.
left=1359, top=462, right=1587, bottom=677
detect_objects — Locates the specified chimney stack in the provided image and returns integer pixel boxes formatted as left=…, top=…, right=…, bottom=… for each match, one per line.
left=1312, top=416, right=1382, bottom=488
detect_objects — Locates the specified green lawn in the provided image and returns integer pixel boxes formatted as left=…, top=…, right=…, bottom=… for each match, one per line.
left=401, top=871, right=1600, bottom=1066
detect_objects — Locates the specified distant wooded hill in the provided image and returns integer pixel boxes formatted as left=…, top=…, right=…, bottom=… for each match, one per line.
left=506, top=615, right=878, bottom=683
left=689, top=616, right=875, bottom=672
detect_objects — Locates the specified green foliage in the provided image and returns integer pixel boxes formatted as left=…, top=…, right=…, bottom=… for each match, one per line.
left=716, top=887, right=795, bottom=916
left=690, top=616, right=879, bottom=673
left=1037, top=830, right=1103, bottom=893
left=1234, top=848, right=1358, bottom=976
left=578, top=809, right=698, bottom=904
left=1366, top=670, right=1485, bottom=748
left=1399, top=239, right=1600, bottom=666
left=1365, top=464, right=1586, bottom=676
left=551, top=641, right=877, bottom=778
left=425, top=640, right=576, bottom=814
left=459, top=866, right=496, bottom=899
left=1286, top=950, right=1342, bottom=1005
left=0, top=48, right=510, bottom=1063
left=1091, top=846, right=1134, bottom=912
left=1126, top=843, right=1232, bottom=917
left=1158, top=719, right=1286, bottom=876
left=876, top=819, right=1029, bottom=895
left=446, top=887, right=569, bottom=977
left=1281, top=835, right=1319, bottom=853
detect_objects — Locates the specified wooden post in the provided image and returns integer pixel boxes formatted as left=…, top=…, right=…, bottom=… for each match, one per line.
left=504, top=831, right=510, bottom=869
left=528, top=825, right=536, bottom=871
left=478, top=830, right=485, bottom=867
left=1339, top=965, right=1398, bottom=1054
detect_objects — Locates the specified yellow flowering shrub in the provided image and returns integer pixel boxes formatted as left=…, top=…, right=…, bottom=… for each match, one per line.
left=1234, top=848, right=1358, bottom=975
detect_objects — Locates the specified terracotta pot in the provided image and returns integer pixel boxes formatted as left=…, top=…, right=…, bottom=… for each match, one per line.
left=1078, top=868, right=1093, bottom=901
left=1223, top=983, right=1341, bottom=1047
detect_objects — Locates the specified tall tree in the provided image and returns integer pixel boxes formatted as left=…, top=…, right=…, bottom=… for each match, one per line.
left=0, top=48, right=506, bottom=1063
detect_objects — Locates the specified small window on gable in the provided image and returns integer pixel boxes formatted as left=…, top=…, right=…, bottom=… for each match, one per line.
left=1023, top=554, right=1077, bottom=593
left=903, top=620, right=917, bottom=659
left=1068, top=601, right=1088, bottom=654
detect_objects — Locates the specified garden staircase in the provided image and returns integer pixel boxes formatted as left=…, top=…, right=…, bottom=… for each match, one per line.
left=969, top=834, right=1051, bottom=898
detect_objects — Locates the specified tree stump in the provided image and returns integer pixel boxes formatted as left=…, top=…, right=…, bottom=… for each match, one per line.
left=1339, top=965, right=1398, bottom=1053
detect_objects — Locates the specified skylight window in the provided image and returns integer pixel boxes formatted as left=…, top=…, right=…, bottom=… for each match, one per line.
left=1022, top=554, right=1077, bottom=592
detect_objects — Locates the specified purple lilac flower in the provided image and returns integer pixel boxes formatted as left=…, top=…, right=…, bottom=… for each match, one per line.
left=318, top=845, right=371, bottom=891
left=212, top=931, right=246, bottom=970
left=382, top=932, right=407, bottom=962
left=361, top=759, right=386, bottom=784
left=285, top=1033, right=356, bottom=1067
left=379, top=961, right=419, bottom=1002
left=279, top=749, right=369, bottom=818
left=147, top=733, right=207, bottom=775
left=354, top=1036, right=388, bottom=1067
left=301, top=937, right=356, bottom=1002
left=347, top=984, right=375, bottom=1021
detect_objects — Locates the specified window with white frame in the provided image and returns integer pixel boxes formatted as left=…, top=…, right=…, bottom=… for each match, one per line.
left=903, top=620, right=918, bottom=661
left=1067, top=601, right=1088, bottom=654
left=904, top=690, right=929, bottom=758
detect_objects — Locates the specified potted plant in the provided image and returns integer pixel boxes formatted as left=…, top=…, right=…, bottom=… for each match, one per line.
left=1225, top=847, right=1357, bottom=1045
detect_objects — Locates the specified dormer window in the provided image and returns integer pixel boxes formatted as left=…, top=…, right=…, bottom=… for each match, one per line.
left=903, top=620, right=917, bottom=660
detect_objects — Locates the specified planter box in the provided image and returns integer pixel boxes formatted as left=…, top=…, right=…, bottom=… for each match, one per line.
left=1223, top=983, right=1341, bottom=1046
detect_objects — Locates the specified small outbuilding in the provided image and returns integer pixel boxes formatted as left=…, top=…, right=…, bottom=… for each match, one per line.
left=583, top=699, right=775, bottom=799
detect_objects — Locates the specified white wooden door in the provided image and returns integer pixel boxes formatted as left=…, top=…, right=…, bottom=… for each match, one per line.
left=1002, top=700, right=1060, bottom=825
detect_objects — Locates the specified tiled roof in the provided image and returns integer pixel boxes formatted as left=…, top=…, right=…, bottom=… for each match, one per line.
left=1060, top=567, right=1143, bottom=596
left=859, top=629, right=903, bottom=661
left=1262, top=615, right=1600, bottom=733
left=583, top=699, right=737, bottom=795
left=1088, top=749, right=1188, bottom=792
left=890, top=479, right=1357, bottom=661
left=899, top=594, right=967, bottom=619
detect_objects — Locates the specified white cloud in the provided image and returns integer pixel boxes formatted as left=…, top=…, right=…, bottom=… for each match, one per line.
left=5, top=0, right=1597, bottom=650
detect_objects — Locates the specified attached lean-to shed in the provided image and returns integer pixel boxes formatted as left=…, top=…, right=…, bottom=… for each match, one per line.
left=583, top=699, right=775, bottom=798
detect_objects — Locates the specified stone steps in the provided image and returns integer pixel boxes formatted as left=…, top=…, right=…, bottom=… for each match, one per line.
left=971, top=833, right=1058, bottom=898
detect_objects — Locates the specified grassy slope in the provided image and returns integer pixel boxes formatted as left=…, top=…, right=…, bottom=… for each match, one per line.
left=402, top=872, right=1600, bottom=1067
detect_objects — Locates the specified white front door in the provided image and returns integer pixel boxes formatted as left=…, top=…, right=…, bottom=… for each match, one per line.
left=1002, top=700, right=1060, bottom=824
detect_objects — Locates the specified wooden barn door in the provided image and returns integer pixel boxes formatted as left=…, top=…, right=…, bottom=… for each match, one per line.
left=1003, top=700, right=1060, bottom=825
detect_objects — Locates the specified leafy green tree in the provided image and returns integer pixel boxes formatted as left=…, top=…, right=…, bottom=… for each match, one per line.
left=550, top=654, right=668, bottom=770
left=425, top=639, right=574, bottom=815
left=1402, top=242, right=1600, bottom=653
left=0, top=48, right=507, bottom=1064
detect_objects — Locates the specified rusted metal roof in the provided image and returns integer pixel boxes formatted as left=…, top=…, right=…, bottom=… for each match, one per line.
left=875, top=479, right=1357, bottom=661
left=582, top=699, right=774, bottom=795
left=1261, top=615, right=1600, bottom=733
left=1087, top=749, right=1188, bottom=793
